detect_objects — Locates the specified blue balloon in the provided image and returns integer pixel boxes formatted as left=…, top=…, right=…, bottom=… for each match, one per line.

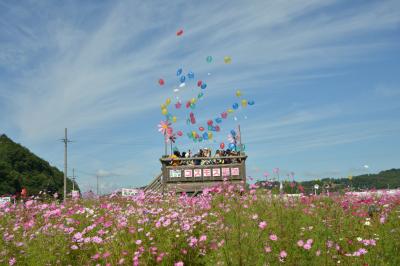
left=198, top=137, right=203, bottom=142
left=208, top=125, right=213, bottom=131
left=230, top=129, right=236, bottom=136
left=215, top=118, right=222, bottom=124
left=202, top=132, right=208, bottom=140
left=177, top=68, right=182, bottom=76
left=187, top=71, right=194, bottom=79
left=228, top=143, right=236, bottom=151
left=248, top=100, right=255, bottom=105
left=201, top=83, right=207, bottom=89
left=180, top=75, right=186, bottom=83
left=232, top=103, right=239, bottom=109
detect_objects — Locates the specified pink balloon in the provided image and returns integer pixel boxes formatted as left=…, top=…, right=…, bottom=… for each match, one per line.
left=177, top=131, right=183, bottom=136
left=220, top=142, right=225, bottom=149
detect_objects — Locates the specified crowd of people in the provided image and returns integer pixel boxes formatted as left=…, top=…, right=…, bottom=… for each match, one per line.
left=168, top=148, right=243, bottom=166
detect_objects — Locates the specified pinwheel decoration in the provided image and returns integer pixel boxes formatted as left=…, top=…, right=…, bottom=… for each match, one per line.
left=158, top=120, right=172, bottom=137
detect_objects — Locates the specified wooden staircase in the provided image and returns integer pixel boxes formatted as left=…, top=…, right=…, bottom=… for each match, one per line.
left=144, top=173, right=163, bottom=192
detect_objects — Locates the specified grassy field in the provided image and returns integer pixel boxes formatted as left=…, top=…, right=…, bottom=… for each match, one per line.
left=1, top=184, right=400, bottom=265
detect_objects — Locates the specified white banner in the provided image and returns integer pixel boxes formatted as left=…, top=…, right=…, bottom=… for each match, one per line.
left=121, top=188, right=138, bottom=197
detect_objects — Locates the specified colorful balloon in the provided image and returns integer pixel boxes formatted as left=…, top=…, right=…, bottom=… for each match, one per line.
left=177, top=131, right=183, bottom=136
left=172, top=116, right=177, bottom=123
left=199, top=126, right=205, bottom=131
left=232, top=103, right=239, bottom=109
left=187, top=71, right=194, bottom=79
left=177, top=68, right=182, bottom=76
left=191, top=98, right=197, bottom=104
left=221, top=112, right=228, bottom=119
left=230, top=130, right=236, bottom=136
left=228, top=142, right=236, bottom=150
left=215, top=117, right=222, bottom=123
left=220, top=142, right=225, bottom=149
left=202, top=132, right=208, bottom=140
left=197, top=80, right=202, bottom=87
left=175, top=101, right=182, bottom=109
left=201, top=83, right=207, bottom=89
left=227, top=108, right=234, bottom=114
left=158, top=79, right=165, bottom=86
left=206, top=56, right=212, bottom=63
left=161, top=104, right=166, bottom=109
left=180, top=75, right=186, bottom=83
left=236, top=90, right=242, bottom=97
left=248, top=100, right=255, bottom=105
left=198, top=92, right=204, bottom=99
left=161, top=108, right=168, bottom=115
left=207, top=120, right=213, bottom=126
left=190, top=103, right=196, bottom=109
left=215, top=125, right=220, bottom=132
left=186, top=101, right=191, bottom=108
left=207, top=132, right=213, bottom=140
left=224, top=56, right=232, bottom=64
left=166, top=98, right=171, bottom=105
left=241, top=99, right=247, bottom=107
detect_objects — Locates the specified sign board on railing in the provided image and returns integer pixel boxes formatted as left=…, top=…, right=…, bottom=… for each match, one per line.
left=121, top=188, right=138, bottom=197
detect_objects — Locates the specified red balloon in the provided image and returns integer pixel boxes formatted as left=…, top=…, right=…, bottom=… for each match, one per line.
left=220, top=143, right=225, bottom=149
left=215, top=125, right=220, bottom=132
left=207, top=120, right=213, bottom=126
left=158, top=79, right=165, bottom=86
left=221, top=112, right=228, bottom=119
left=186, top=101, right=191, bottom=108
left=177, top=131, right=183, bottom=136
left=199, top=127, right=204, bottom=131
left=176, top=29, right=183, bottom=36
left=197, top=80, right=202, bottom=87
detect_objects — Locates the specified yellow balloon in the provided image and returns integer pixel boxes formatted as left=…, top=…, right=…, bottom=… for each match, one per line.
left=241, top=99, right=248, bottom=107
left=224, top=56, right=232, bottom=64
left=191, top=98, right=197, bottom=104
left=208, top=132, right=213, bottom=140
left=166, top=98, right=171, bottom=105
left=172, top=116, right=177, bottom=123
left=236, top=90, right=242, bottom=97
left=161, top=108, right=168, bottom=115
left=161, top=104, right=166, bottom=109
left=192, top=131, right=196, bottom=137
left=227, top=108, right=234, bottom=113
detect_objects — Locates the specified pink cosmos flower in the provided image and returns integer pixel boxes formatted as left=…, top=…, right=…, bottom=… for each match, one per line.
left=174, top=262, right=184, bottom=266
left=9, top=258, right=16, bottom=266
left=258, top=221, right=267, bottom=229
left=264, top=246, right=271, bottom=253
left=71, top=245, right=78, bottom=250
left=103, top=251, right=111, bottom=258
left=303, top=243, right=312, bottom=250
left=269, top=234, right=278, bottom=241
left=91, top=236, right=103, bottom=244
left=297, top=240, right=304, bottom=247
left=199, top=235, right=207, bottom=242
left=135, top=240, right=142, bottom=245
left=280, top=250, right=287, bottom=258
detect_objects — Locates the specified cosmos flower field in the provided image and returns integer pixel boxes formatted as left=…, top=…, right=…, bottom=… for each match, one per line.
left=1, top=183, right=400, bottom=266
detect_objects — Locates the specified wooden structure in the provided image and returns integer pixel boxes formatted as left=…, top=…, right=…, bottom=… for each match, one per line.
left=145, top=155, right=247, bottom=194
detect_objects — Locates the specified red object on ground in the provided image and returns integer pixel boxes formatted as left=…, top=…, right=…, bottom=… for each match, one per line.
left=176, top=29, right=183, bottom=36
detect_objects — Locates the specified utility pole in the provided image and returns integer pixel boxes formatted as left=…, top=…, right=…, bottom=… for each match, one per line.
left=72, top=168, right=76, bottom=191
left=96, top=175, right=99, bottom=196
left=60, top=128, right=72, bottom=203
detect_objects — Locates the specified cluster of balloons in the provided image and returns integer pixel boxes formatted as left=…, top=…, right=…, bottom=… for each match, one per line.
left=205, top=55, right=232, bottom=64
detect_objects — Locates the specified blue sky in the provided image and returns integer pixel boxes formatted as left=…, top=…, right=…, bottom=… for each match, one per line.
left=1, top=0, right=400, bottom=193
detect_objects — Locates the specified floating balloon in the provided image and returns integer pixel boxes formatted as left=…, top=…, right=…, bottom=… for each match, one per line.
left=208, top=132, right=213, bottom=140
left=198, top=92, right=204, bottom=99
left=201, top=83, right=207, bottom=89
left=241, top=99, right=247, bottom=107
left=215, top=125, right=220, bottom=132
left=207, top=120, right=213, bottom=126
left=199, top=126, right=205, bottom=131
left=180, top=75, right=186, bottom=83
left=221, top=112, right=228, bottom=119
left=230, top=130, right=236, bottom=136
left=166, top=98, right=171, bottom=105
left=187, top=71, right=194, bottom=79
left=248, top=100, right=255, bottom=106
left=177, top=68, right=182, bottom=76
left=158, top=79, right=165, bottom=86
left=215, top=117, right=222, bottom=123
left=166, top=114, right=173, bottom=122
left=220, top=142, right=225, bottom=149
left=197, top=80, right=202, bottom=87
left=176, top=29, right=183, bottom=36
left=206, top=56, right=213, bottom=63
left=202, top=132, right=208, bottom=140
left=208, top=125, right=213, bottom=131
left=234, top=116, right=238, bottom=121
left=191, top=98, right=197, bottom=104
left=224, top=56, right=232, bottom=64
left=179, top=83, right=186, bottom=88
left=190, top=103, right=196, bottom=109
left=175, top=101, right=182, bottom=109
left=236, top=90, right=242, bottom=97
left=172, top=116, right=177, bottom=123
left=232, top=103, right=239, bottom=109
left=192, top=131, right=196, bottom=138
left=186, top=101, right=191, bottom=108
left=173, top=88, right=179, bottom=93
left=227, top=108, right=234, bottom=113
left=161, top=104, right=166, bottom=109
left=161, top=108, right=168, bottom=115
left=228, top=142, right=236, bottom=150
left=177, top=131, right=183, bottom=136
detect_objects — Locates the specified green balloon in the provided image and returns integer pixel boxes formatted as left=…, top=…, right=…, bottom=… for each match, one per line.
left=206, top=56, right=213, bottom=63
